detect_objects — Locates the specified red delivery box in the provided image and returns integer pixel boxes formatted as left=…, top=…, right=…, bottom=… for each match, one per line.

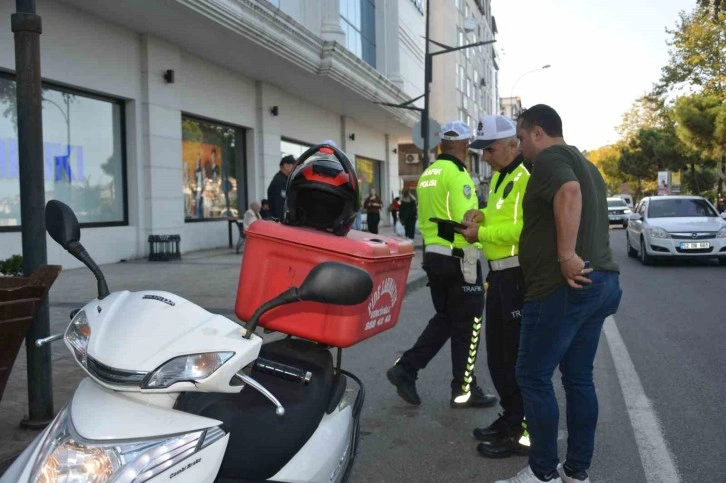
left=236, top=220, right=414, bottom=347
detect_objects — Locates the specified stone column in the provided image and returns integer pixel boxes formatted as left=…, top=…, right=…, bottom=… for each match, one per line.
left=320, top=0, right=345, bottom=44
left=139, top=35, right=183, bottom=245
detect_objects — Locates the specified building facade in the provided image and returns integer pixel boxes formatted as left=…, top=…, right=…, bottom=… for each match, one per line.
left=397, top=0, right=499, bottom=202
left=500, top=96, right=523, bottom=120
left=0, top=0, right=425, bottom=267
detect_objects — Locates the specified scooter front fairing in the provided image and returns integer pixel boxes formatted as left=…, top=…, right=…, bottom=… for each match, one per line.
left=1, top=378, right=229, bottom=483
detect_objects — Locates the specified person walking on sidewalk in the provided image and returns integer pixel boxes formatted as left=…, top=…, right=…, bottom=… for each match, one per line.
left=363, top=187, right=383, bottom=234
left=387, top=120, right=497, bottom=409
left=495, top=105, right=622, bottom=483
left=398, top=187, right=417, bottom=240
left=460, top=114, right=531, bottom=459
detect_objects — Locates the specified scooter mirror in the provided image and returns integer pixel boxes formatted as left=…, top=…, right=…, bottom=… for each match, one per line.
left=299, top=262, right=373, bottom=306
left=45, top=200, right=81, bottom=250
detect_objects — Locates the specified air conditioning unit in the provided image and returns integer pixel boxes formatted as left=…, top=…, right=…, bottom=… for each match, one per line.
left=405, top=153, right=421, bottom=164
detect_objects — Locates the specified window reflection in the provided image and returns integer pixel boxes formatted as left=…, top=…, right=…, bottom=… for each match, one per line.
left=0, top=74, right=126, bottom=227
left=182, top=116, right=241, bottom=220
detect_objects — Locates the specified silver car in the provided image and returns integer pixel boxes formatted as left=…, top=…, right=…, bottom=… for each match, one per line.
left=607, top=197, right=632, bottom=228
left=626, top=195, right=726, bottom=265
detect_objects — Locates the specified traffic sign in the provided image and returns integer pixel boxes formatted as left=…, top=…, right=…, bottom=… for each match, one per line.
left=412, top=119, right=441, bottom=151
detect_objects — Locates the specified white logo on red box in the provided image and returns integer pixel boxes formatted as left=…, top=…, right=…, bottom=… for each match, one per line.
left=364, top=277, right=399, bottom=331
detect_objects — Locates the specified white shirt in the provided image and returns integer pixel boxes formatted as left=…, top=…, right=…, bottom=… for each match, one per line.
left=243, top=209, right=261, bottom=232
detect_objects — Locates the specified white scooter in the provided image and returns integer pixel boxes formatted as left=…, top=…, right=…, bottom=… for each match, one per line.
left=1, top=200, right=374, bottom=483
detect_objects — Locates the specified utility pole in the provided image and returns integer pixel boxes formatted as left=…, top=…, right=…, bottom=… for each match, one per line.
left=13, top=0, right=54, bottom=427
left=377, top=5, right=496, bottom=168
left=421, top=0, right=431, bottom=167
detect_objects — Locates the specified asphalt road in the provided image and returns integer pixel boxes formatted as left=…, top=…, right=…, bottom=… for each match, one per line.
left=346, top=228, right=726, bottom=483
left=610, top=227, right=726, bottom=483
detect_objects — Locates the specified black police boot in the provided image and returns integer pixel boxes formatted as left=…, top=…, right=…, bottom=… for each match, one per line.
left=473, top=413, right=509, bottom=441
left=386, top=363, right=421, bottom=406
left=476, top=430, right=530, bottom=458
left=450, top=385, right=498, bottom=408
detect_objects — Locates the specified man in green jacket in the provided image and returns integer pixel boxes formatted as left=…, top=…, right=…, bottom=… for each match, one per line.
left=460, top=114, right=531, bottom=458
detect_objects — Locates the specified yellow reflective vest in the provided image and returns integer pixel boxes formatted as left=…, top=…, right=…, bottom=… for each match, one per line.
left=478, top=157, right=530, bottom=261
left=417, top=154, right=478, bottom=248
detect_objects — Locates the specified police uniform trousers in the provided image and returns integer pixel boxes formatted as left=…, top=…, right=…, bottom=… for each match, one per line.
left=486, top=265, right=525, bottom=426
left=398, top=251, right=485, bottom=392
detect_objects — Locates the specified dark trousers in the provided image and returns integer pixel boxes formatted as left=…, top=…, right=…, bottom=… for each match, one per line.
left=399, top=252, right=485, bottom=393
left=367, top=212, right=380, bottom=234
left=486, top=267, right=525, bottom=427
left=516, top=271, right=622, bottom=475
left=402, top=219, right=416, bottom=239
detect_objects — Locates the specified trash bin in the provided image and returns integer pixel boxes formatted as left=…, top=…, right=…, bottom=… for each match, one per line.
left=0, top=265, right=62, bottom=402
left=148, top=235, right=181, bottom=261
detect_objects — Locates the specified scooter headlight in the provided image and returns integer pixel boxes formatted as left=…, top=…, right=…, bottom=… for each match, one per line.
left=142, top=352, right=234, bottom=389
left=65, top=310, right=91, bottom=367
left=30, top=405, right=225, bottom=483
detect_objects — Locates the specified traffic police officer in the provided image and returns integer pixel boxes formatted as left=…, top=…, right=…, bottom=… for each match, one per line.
left=461, top=115, right=531, bottom=457
left=387, top=121, right=497, bottom=408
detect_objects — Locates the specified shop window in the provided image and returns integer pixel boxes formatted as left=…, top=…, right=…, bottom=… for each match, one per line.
left=281, top=138, right=313, bottom=160
left=0, top=73, right=126, bottom=229
left=355, top=156, right=382, bottom=199
left=182, top=116, right=243, bottom=220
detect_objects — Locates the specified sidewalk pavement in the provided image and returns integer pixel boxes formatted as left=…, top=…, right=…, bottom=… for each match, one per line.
left=0, top=224, right=426, bottom=469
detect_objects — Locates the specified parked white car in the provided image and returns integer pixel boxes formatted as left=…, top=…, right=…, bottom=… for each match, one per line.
left=626, top=195, right=726, bottom=265
left=607, top=197, right=632, bottom=228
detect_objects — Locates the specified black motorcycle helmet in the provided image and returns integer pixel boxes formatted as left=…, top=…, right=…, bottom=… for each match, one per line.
left=283, top=144, right=360, bottom=236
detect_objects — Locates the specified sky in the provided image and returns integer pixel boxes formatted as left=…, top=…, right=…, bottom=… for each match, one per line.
left=492, top=0, right=696, bottom=151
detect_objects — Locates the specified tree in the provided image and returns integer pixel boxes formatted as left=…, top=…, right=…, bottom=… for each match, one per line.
left=658, top=6, right=726, bottom=96
left=617, top=95, right=671, bottom=142
left=585, top=144, right=625, bottom=193
left=698, top=0, right=725, bottom=17
left=673, top=92, right=726, bottom=194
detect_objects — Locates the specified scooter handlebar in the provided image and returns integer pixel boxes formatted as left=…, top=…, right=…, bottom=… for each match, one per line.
left=253, top=358, right=312, bottom=385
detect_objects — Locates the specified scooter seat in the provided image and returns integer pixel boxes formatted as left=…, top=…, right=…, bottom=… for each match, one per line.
left=175, top=338, right=334, bottom=482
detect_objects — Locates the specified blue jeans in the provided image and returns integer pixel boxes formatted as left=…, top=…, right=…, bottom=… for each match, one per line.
left=516, top=271, right=622, bottom=476
left=353, top=211, right=362, bottom=231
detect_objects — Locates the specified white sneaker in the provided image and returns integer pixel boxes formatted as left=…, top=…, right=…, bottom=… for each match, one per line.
left=557, top=463, right=591, bottom=483
left=494, top=466, right=563, bottom=483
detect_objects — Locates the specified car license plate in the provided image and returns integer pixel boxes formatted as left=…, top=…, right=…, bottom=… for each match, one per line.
left=680, top=242, right=710, bottom=249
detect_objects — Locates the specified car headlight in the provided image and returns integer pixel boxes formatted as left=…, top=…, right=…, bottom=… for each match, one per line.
left=142, top=352, right=234, bottom=389
left=624, top=209, right=632, bottom=214
left=717, top=227, right=726, bottom=238
left=30, top=405, right=225, bottom=483
left=648, top=227, right=670, bottom=239
left=65, top=310, right=91, bottom=367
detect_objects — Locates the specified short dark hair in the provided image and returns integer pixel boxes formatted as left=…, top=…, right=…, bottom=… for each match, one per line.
left=280, top=154, right=296, bottom=166
left=261, top=198, right=269, bottom=205
left=518, top=104, right=563, bottom=138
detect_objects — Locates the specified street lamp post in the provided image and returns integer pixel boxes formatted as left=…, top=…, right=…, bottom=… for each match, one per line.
left=376, top=2, right=496, bottom=168
left=509, top=64, right=551, bottom=101
left=12, top=0, right=54, bottom=427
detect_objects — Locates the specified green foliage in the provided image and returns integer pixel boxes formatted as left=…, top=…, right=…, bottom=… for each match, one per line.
left=584, top=145, right=624, bottom=193
left=658, top=7, right=726, bottom=96
left=0, top=255, right=23, bottom=276
left=682, top=164, right=719, bottom=195
left=673, top=93, right=726, bottom=160
left=617, top=95, right=672, bottom=142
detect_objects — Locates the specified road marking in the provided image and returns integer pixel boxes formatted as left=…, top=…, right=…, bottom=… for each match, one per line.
left=603, top=316, right=681, bottom=483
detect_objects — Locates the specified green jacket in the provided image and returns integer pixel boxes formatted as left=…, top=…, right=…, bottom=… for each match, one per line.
left=478, top=156, right=530, bottom=261
left=417, top=154, right=478, bottom=248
